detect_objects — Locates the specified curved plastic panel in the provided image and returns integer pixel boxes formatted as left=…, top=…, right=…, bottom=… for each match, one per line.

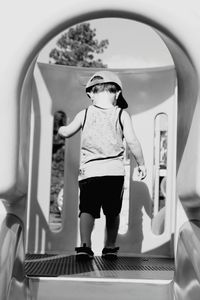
left=0, top=214, right=28, bottom=300
left=174, top=221, right=200, bottom=300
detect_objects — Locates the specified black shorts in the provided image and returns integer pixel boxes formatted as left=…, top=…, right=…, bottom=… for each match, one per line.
left=78, top=176, right=124, bottom=219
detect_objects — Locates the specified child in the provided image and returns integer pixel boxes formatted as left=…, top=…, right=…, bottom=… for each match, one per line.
left=58, top=70, right=146, bottom=259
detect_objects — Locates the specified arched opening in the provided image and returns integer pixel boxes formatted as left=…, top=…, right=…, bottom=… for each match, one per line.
left=37, top=19, right=175, bottom=239
left=22, top=11, right=198, bottom=258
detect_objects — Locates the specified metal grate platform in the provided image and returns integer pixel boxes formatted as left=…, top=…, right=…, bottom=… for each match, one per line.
left=25, top=255, right=174, bottom=279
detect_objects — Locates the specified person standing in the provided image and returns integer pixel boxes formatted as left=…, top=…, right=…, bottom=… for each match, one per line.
left=59, top=70, right=146, bottom=259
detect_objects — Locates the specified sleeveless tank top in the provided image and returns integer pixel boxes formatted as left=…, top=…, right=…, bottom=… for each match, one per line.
left=78, top=105, right=125, bottom=181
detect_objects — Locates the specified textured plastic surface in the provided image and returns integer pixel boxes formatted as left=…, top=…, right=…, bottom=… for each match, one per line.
left=25, top=254, right=174, bottom=278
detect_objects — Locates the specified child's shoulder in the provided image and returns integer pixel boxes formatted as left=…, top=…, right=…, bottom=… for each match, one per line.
left=77, top=107, right=89, bottom=115
left=75, top=107, right=90, bottom=124
left=119, top=108, right=129, bottom=119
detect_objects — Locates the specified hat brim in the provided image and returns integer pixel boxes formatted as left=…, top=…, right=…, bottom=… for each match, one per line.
left=117, top=93, right=128, bottom=109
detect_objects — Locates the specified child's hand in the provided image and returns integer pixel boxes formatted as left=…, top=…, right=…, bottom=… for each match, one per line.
left=137, top=165, right=147, bottom=180
left=131, top=165, right=147, bottom=181
left=58, top=126, right=67, bottom=138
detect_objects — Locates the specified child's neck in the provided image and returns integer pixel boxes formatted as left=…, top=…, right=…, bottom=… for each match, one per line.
left=93, top=94, right=115, bottom=109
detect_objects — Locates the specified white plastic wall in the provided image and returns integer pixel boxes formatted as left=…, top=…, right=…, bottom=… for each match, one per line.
left=26, top=63, right=176, bottom=255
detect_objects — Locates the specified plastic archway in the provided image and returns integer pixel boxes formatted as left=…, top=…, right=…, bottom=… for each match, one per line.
left=1, top=1, right=200, bottom=299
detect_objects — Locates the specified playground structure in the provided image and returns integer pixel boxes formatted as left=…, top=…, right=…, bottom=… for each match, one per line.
left=1, top=0, right=200, bottom=299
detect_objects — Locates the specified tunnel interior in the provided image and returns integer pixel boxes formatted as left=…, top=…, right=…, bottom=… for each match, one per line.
left=20, top=14, right=199, bottom=257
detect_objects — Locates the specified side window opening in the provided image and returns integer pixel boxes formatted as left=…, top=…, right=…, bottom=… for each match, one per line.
left=49, top=111, right=66, bottom=232
left=152, top=113, right=168, bottom=235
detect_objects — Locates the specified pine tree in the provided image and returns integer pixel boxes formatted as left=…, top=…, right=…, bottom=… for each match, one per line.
left=49, top=22, right=109, bottom=67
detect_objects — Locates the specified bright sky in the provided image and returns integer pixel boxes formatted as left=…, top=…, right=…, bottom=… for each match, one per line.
left=38, top=18, right=174, bottom=68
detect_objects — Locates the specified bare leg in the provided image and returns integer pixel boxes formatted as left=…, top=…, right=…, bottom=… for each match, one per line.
left=80, top=212, right=95, bottom=248
left=104, top=215, right=120, bottom=248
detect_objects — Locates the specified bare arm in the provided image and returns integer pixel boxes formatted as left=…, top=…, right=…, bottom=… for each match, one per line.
left=122, top=110, right=147, bottom=179
left=58, top=110, right=84, bottom=138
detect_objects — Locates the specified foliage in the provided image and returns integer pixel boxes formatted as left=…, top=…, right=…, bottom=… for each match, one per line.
left=50, top=112, right=66, bottom=214
left=49, top=22, right=109, bottom=67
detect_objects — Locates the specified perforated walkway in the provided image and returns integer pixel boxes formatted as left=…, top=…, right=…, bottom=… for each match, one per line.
left=25, top=254, right=174, bottom=280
